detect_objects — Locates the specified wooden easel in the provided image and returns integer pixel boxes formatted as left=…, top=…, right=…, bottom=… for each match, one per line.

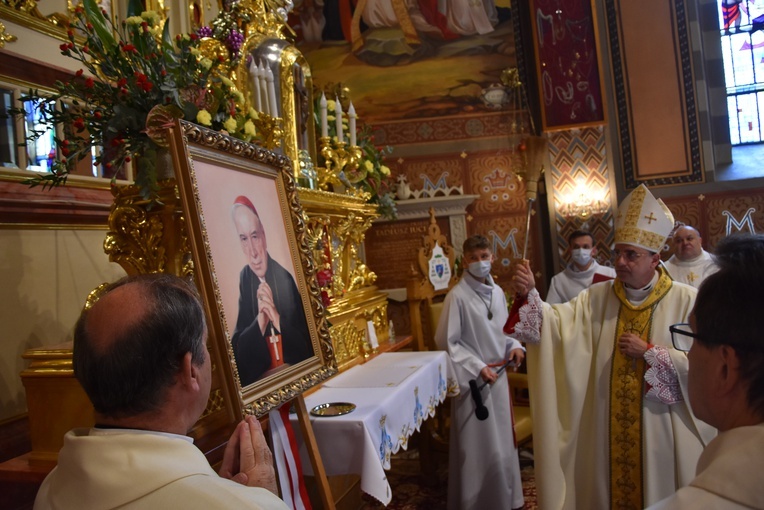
left=290, top=394, right=335, bottom=510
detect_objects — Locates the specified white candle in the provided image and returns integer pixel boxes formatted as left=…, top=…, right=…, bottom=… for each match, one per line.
left=249, top=59, right=262, bottom=112
left=319, top=93, right=328, bottom=137
left=266, top=64, right=278, bottom=117
left=348, top=101, right=357, bottom=147
left=335, top=97, right=343, bottom=143
left=257, top=62, right=268, bottom=114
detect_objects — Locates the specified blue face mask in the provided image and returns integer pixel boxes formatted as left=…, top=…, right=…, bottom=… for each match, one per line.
left=571, top=248, right=593, bottom=266
left=468, top=260, right=492, bottom=279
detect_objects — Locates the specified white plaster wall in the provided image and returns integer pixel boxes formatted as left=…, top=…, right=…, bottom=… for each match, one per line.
left=0, top=228, right=125, bottom=422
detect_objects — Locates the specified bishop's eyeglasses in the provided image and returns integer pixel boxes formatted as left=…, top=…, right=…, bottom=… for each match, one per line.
left=669, top=323, right=702, bottom=352
left=612, top=249, right=649, bottom=263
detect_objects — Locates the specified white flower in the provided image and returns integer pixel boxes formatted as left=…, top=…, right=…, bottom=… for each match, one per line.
left=380, top=165, right=391, bottom=176
left=248, top=107, right=259, bottom=120
left=364, top=160, right=373, bottom=171
left=200, top=58, right=213, bottom=70
left=125, top=16, right=143, bottom=26
left=244, top=120, right=256, bottom=136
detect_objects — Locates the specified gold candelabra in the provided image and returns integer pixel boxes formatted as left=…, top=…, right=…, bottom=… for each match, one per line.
left=316, top=136, right=364, bottom=192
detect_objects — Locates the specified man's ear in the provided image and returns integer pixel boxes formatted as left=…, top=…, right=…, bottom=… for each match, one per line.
left=717, top=344, right=741, bottom=395
left=179, top=352, right=200, bottom=391
left=591, top=246, right=598, bottom=257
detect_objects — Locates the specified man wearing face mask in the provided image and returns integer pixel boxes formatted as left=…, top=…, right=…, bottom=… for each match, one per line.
left=546, top=230, right=616, bottom=304
left=434, top=235, right=526, bottom=510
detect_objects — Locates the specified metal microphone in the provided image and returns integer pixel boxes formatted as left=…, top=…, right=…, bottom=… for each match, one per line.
left=469, top=358, right=516, bottom=421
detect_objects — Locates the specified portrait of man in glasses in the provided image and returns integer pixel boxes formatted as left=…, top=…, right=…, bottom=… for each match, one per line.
left=506, top=184, right=716, bottom=509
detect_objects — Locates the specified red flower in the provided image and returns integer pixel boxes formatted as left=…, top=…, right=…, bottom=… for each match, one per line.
left=73, top=118, right=85, bottom=130
left=75, top=69, right=84, bottom=77
left=321, top=290, right=332, bottom=308
left=124, top=156, right=131, bottom=163
left=61, top=147, right=70, bottom=156
left=123, top=44, right=136, bottom=53
left=317, top=268, right=333, bottom=287
left=117, top=78, right=128, bottom=87
left=59, top=43, right=69, bottom=52
left=189, top=34, right=198, bottom=41
left=82, top=45, right=90, bottom=53
left=140, top=80, right=153, bottom=92
left=111, top=138, right=123, bottom=147
left=93, top=111, right=102, bottom=120
left=85, top=77, right=94, bottom=88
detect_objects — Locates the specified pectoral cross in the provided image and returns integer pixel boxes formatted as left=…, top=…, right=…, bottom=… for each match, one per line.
left=269, top=328, right=281, bottom=362
left=270, top=335, right=280, bottom=361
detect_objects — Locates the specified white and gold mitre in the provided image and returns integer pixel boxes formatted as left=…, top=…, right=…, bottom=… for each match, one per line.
left=614, top=184, right=674, bottom=253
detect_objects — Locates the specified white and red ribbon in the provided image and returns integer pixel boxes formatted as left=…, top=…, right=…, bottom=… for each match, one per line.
left=269, top=405, right=311, bottom=510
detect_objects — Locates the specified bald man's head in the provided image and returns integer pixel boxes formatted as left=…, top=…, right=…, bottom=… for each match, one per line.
left=672, top=226, right=703, bottom=261
left=73, top=274, right=207, bottom=419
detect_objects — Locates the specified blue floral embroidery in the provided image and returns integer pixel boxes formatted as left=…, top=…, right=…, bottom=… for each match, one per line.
left=379, top=415, right=393, bottom=466
left=438, top=364, right=447, bottom=399
left=413, top=387, right=424, bottom=428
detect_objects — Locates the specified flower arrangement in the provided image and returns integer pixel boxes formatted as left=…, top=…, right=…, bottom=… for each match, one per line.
left=12, top=0, right=259, bottom=200
left=314, top=88, right=397, bottom=220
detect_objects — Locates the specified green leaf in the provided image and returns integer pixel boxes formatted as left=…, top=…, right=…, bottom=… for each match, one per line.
left=83, top=0, right=116, bottom=52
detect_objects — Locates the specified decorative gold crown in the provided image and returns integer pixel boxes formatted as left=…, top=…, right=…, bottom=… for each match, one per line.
left=614, top=184, right=674, bottom=253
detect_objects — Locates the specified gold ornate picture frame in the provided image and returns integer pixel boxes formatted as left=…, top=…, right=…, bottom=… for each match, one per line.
left=168, top=120, right=336, bottom=417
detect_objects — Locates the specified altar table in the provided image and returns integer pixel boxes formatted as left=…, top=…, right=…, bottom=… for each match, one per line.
left=291, top=351, right=455, bottom=505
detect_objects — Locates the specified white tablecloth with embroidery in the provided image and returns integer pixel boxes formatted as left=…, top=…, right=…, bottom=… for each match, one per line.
left=290, top=351, right=454, bottom=506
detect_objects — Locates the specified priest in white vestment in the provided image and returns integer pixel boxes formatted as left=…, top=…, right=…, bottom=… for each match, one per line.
left=546, top=229, right=616, bottom=304
left=435, top=234, right=525, bottom=510
left=506, top=184, right=716, bottom=509
left=662, top=225, right=718, bottom=289
left=647, top=234, right=764, bottom=509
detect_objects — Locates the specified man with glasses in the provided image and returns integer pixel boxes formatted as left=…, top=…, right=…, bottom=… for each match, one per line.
left=648, top=234, right=764, bottom=509
left=506, top=184, right=716, bottom=510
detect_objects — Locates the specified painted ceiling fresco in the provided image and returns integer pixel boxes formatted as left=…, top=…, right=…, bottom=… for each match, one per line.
left=288, top=1, right=517, bottom=123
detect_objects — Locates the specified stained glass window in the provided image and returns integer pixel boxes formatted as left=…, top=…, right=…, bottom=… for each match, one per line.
left=719, top=0, right=764, bottom=144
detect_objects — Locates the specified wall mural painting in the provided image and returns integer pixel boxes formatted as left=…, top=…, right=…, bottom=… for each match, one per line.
left=289, top=1, right=518, bottom=122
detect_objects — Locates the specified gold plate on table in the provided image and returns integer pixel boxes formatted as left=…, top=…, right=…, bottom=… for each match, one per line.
left=310, top=402, right=356, bottom=417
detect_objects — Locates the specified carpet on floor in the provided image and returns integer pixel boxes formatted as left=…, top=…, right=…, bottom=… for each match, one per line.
left=360, top=448, right=536, bottom=509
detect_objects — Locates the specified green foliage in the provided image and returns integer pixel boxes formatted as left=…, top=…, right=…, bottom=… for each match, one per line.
left=9, top=4, right=257, bottom=201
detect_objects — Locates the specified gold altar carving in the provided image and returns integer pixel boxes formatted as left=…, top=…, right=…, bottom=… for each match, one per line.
left=230, top=0, right=318, bottom=181
left=103, top=180, right=193, bottom=277
left=299, top=188, right=391, bottom=368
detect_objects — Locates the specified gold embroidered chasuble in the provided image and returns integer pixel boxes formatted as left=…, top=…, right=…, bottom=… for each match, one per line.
left=523, top=274, right=715, bottom=510
left=610, top=272, right=672, bottom=510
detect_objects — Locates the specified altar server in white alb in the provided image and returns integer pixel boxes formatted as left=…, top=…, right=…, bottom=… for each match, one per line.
left=662, top=225, right=717, bottom=289
left=647, top=234, right=764, bottom=509
left=507, top=184, right=716, bottom=510
left=546, top=229, right=616, bottom=303
left=435, top=234, right=525, bottom=510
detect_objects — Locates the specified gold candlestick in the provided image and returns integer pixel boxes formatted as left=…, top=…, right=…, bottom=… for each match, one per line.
left=316, top=136, right=363, bottom=192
